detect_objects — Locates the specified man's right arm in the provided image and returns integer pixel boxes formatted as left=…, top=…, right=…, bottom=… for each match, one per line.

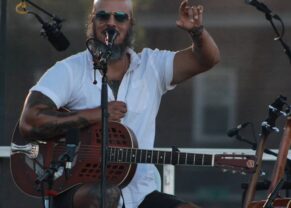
left=19, top=91, right=127, bottom=140
left=19, top=91, right=102, bottom=140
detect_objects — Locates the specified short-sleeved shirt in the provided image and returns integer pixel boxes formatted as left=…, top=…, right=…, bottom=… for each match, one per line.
left=31, top=48, right=176, bottom=208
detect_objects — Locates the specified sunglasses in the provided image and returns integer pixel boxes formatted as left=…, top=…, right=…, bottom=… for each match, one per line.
left=95, top=11, right=130, bottom=23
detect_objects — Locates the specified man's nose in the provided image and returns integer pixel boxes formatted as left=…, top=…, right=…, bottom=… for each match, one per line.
left=107, top=15, right=117, bottom=26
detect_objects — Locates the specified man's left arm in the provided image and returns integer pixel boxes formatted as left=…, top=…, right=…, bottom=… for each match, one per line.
left=172, top=0, right=220, bottom=85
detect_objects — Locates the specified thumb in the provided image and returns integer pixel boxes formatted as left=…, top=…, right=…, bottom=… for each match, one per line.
left=176, top=20, right=184, bottom=28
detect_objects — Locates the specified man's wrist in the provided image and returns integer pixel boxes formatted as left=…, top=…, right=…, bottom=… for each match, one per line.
left=189, top=25, right=204, bottom=51
left=188, top=25, right=204, bottom=38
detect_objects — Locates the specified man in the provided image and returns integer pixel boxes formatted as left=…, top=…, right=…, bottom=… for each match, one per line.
left=19, top=0, right=220, bottom=207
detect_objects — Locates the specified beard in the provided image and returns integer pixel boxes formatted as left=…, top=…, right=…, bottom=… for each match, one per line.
left=92, top=27, right=133, bottom=62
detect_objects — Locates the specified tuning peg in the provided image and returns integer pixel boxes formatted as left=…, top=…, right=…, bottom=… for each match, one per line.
left=232, top=170, right=237, bottom=174
left=222, top=169, right=228, bottom=173
left=241, top=171, right=247, bottom=175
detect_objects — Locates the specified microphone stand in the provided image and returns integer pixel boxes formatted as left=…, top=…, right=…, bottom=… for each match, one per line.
left=249, top=1, right=291, bottom=64
left=97, top=45, right=114, bottom=208
left=238, top=134, right=291, bottom=200
left=235, top=134, right=278, bottom=158
left=264, top=13, right=291, bottom=64
left=35, top=153, right=71, bottom=208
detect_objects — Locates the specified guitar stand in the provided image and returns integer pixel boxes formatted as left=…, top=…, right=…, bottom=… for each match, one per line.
left=241, top=177, right=291, bottom=207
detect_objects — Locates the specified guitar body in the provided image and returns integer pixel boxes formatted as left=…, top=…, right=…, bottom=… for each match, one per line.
left=10, top=122, right=137, bottom=197
left=248, top=198, right=291, bottom=208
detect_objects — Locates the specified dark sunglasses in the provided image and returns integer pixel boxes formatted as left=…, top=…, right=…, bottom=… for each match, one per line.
left=95, top=11, right=130, bottom=23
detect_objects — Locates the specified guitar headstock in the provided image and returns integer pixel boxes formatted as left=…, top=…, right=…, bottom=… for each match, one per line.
left=214, top=154, right=257, bottom=174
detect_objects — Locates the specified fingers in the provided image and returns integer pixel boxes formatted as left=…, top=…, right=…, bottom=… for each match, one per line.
left=108, top=101, right=127, bottom=122
left=180, top=0, right=188, bottom=11
left=189, top=5, right=203, bottom=22
left=177, top=2, right=204, bottom=31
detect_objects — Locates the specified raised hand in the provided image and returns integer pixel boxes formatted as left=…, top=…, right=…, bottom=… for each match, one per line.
left=176, top=0, right=204, bottom=31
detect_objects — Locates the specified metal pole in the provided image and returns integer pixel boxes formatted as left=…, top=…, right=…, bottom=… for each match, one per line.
left=0, top=0, right=7, bottom=146
left=0, top=1, right=7, bottom=208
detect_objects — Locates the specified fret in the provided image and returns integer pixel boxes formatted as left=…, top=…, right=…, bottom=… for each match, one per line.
left=179, top=153, right=186, bottom=165
left=136, top=149, right=141, bottom=163
left=116, top=148, right=119, bottom=162
left=177, top=152, right=180, bottom=164
left=153, top=151, right=158, bottom=164
left=126, top=148, right=131, bottom=163
left=157, top=151, right=160, bottom=164
left=125, top=148, right=128, bottom=162
left=193, top=154, right=196, bottom=165
left=187, top=153, right=194, bottom=165
left=185, top=153, right=188, bottom=165
left=141, top=150, right=147, bottom=163
left=128, top=150, right=136, bottom=163
left=204, top=154, right=213, bottom=166
left=122, top=148, right=126, bottom=162
left=125, top=148, right=130, bottom=163
left=163, top=152, right=166, bottom=164
left=117, top=149, right=122, bottom=162
left=134, top=149, right=137, bottom=163
left=165, top=152, right=171, bottom=164
left=146, top=150, right=152, bottom=163
left=158, top=151, right=165, bottom=164
left=202, top=154, right=204, bottom=165
left=195, top=154, right=203, bottom=166
left=114, top=148, right=117, bottom=162
left=109, top=148, right=114, bottom=162
left=171, top=151, right=178, bottom=165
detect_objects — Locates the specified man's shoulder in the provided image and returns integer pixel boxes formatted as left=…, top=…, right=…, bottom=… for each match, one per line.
left=59, top=50, right=89, bottom=65
left=138, top=48, right=174, bottom=56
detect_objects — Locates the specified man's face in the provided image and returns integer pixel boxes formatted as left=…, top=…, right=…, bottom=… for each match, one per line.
left=93, top=0, right=132, bottom=45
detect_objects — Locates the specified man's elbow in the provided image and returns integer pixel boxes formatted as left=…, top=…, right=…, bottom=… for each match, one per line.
left=18, top=119, right=34, bottom=139
left=201, top=51, right=221, bottom=71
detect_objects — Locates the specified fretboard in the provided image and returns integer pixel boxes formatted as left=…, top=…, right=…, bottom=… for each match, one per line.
left=107, top=147, right=214, bottom=166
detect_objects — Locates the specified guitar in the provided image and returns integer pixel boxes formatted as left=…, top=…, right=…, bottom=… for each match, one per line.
left=11, top=121, right=256, bottom=198
left=248, top=116, right=291, bottom=208
left=243, top=96, right=287, bottom=208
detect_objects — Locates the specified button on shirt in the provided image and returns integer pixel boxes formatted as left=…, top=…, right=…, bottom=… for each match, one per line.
left=30, top=48, right=176, bottom=208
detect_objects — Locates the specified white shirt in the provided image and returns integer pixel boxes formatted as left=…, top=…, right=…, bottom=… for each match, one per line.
left=30, top=48, right=176, bottom=208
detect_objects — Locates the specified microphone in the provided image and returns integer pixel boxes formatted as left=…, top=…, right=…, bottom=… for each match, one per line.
left=42, top=19, right=70, bottom=51
left=245, top=0, right=273, bottom=16
left=104, top=28, right=118, bottom=48
left=227, top=122, right=250, bottom=137
left=64, top=128, right=79, bottom=170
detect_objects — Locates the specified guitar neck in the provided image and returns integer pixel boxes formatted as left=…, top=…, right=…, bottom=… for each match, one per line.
left=108, top=147, right=215, bottom=166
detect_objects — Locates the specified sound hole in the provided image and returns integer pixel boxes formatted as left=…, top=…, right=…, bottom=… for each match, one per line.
left=78, top=163, right=99, bottom=178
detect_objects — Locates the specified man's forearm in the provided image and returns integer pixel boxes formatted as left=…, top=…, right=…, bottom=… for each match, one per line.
left=189, top=26, right=220, bottom=69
